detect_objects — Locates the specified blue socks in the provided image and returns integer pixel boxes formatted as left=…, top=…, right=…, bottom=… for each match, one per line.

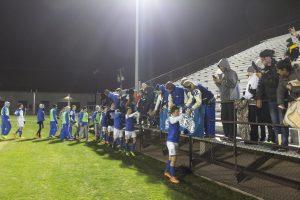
left=165, top=160, right=170, bottom=172
left=170, top=165, right=175, bottom=177
left=130, top=143, right=136, bottom=152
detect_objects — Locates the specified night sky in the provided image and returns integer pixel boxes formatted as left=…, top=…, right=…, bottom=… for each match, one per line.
left=0, top=0, right=300, bottom=93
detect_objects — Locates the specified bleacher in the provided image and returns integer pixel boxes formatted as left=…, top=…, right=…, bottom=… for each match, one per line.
left=174, top=33, right=295, bottom=94
left=173, top=33, right=300, bottom=147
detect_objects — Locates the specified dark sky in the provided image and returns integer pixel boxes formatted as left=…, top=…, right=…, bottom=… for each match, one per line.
left=0, top=0, right=300, bottom=92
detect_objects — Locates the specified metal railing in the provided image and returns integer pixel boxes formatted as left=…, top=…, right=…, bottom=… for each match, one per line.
left=143, top=19, right=300, bottom=86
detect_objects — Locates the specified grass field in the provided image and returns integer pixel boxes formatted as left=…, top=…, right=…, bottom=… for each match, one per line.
left=0, top=116, right=253, bottom=200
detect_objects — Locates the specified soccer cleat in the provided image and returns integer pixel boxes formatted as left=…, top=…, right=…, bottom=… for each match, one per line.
left=169, top=176, right=180, bottom=184
left=126, top=152, right=130, bottom=156
left=164, top=172, right=171, bottom=179
left=130, top=151, right=136, bottom=157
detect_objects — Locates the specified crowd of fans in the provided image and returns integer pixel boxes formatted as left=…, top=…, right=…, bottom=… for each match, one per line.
left=0, top=27, right=300, bottom=184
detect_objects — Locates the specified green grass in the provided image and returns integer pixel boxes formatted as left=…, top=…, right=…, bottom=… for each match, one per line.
left=0, top=116, right=253, bottom=200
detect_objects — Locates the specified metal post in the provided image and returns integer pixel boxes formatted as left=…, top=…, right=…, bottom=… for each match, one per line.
left=67, top=93, right=71, bottom=107
left=233, top=101, right=238, bottom=178
left=139, top=124, right=143, bottom=152
left=33, top=90, right=36, bottom=115
left=189, top=135, right=193, bottom=170
left=134, top=0, right=139, bottom=91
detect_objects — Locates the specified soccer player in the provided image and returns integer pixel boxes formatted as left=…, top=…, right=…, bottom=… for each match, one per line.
left=36, top=104, right=45, bottom=138
left=14, top=103, right=25, bottom=139
left=101, top=106, right=109, bottom=144
left=1, top=101, right=11, bottom=139
left=125, top=107, right=139, bottom=156
left=70, top=105, right=77, bottom=138
left=60, top=106, right=71, bottom=141
left=78, top=106, right=89, bottom=141
left=49, top=105, right=58, bottom=138
left=106, top=104, right=115, bottom=146
left=113, top=108, right=123, bottom=150
left=164, top=106, right=182, bottom=184
left=92, top=105, right=102, bottom=141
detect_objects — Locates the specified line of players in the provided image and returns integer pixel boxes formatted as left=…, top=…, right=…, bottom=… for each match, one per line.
left=0, top=77, right=216, bottom=184
left=0, top=100, right=140, bottom=157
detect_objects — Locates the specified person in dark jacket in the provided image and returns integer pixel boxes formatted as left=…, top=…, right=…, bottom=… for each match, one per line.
left=277, top=59, right=300, bottom=108
left=276, top=59, right=300, bottom=147
left=256, top=49, right=288, bottom=146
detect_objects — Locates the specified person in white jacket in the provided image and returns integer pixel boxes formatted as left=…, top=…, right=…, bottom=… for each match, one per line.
left=242, top=63, right=260, bottom=141
left=14, top=103, right=25, bottom=138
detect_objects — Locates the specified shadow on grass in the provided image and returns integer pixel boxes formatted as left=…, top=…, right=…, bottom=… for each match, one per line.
left=16, top=138, right=36, bottom=142
left=68, top=141, right=82, bottom=146
left=32, top=138, right=52, bottom=143
left=0, top=138, right=15, bottom=142
left=48, top=139, right=64, bottom=144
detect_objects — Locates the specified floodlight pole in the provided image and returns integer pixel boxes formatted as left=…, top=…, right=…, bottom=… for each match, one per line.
left=134, top=0, right=139, bottom=91
left=32, top=89, right=36, bottom=115
left=67, top=93, right=71, bottom=107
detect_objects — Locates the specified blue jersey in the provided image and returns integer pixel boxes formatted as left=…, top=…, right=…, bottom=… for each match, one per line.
left=158, top=85, right=169, bottom=107
left=114, top=110, right=123, bottom=130
left=37, top=108, right=45, bottom=122
left=125, top=114, right=137, bottom=132
left=101, top=112, right=108, bottom=127
left=14, top=108, right=22, bottom=116
left=167, top=116, right=182, bottom=143
left=108, top=92, right=121, bottom=109
left=1, top=106, right=10, bottom=120
left=70, top=110, right=76, bottom=123
left=196, top=84, right=214, bottom=103
left=169, top=86, right=185, bottom=107
left=107, top=110, right=114, bottom=126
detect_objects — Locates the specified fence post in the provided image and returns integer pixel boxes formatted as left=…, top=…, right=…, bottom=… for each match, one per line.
left=139, top=124, right=143, bottom=152
left=189, top=135, right=193, bottom=170
left=233, top=101, right=238, bottom=179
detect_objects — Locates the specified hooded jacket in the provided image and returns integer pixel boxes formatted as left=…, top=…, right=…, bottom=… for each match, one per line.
left=215, top=58, right=239, bottom=102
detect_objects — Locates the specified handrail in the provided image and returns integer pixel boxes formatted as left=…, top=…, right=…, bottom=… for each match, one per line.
left=143, top=19, right=300, bottom=86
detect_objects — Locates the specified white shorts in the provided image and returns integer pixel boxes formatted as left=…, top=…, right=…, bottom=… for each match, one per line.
left=113, top=128, right=123, bottom=140
left=166, top=141, right=179, bottom=156
left=17, top=119, right=25, bottom=128
left=108, top=126, right=114, bottom=133
left=102, top=127, right=107, bottom=132
left=125, top=131, right=137, bottom=139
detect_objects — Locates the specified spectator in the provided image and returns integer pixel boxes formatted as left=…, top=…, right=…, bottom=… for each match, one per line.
left=254, top=60, right=274, bottom=142
left=277, top=59, right=300, bottom=108
left=276, top=59, right=300, bottom=147
left=256, top=49, right=288, bottom=147
left=213, top=58, right=239, bottom=140
left=182, top=80, right=204, bottom=137
left=137, top=83, right=155, bottom=124
left=287, top=27, right=300, bottom=62
left=182, top=80, right=216, bottom=138
left=242, top=63, right=260, bottom=142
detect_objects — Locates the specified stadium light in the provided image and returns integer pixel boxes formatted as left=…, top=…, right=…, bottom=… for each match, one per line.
left=134, top=0, right=139, bottom=91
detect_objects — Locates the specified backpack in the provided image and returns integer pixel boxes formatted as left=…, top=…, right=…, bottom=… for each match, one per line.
left=283, top=97, right=300, bottom=128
